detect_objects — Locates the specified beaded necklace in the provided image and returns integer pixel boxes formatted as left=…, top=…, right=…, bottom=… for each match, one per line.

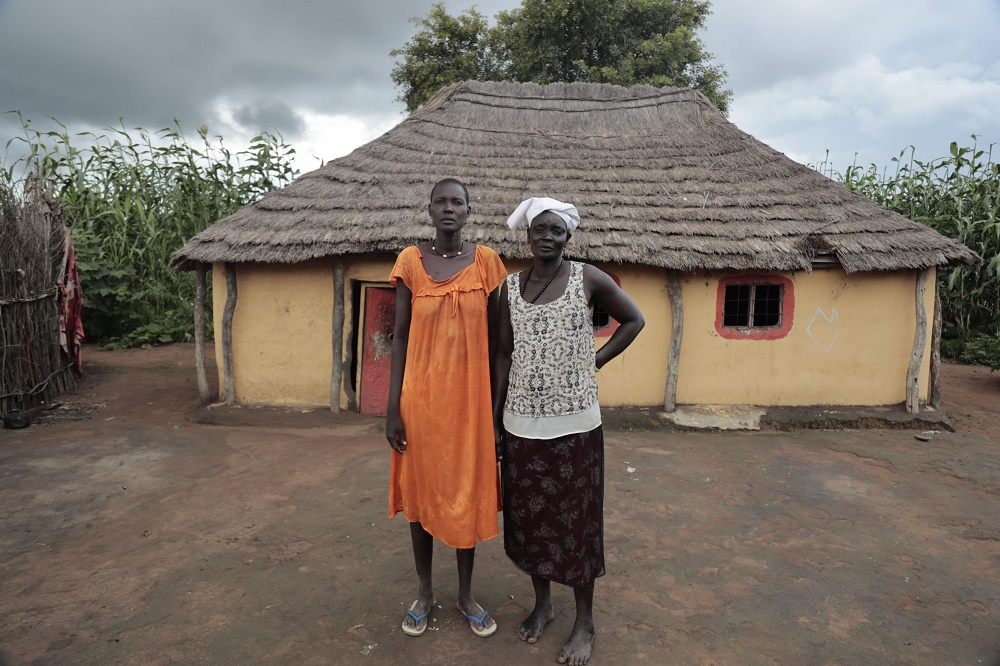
left=430, top=241, right=465, bottom=258
left=520, top=258, right=565, bottom=304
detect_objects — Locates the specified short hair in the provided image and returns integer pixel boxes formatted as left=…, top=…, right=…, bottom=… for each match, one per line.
left=430, top=178, right=469, bottom=204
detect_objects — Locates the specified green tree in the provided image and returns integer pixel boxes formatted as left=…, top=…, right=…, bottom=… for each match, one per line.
left=390, top=0, right=731, bottom=114
left=389, top=3, right=504, bottom=114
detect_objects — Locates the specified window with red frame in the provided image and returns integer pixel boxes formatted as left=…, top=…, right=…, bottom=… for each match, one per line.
left=593, top=271, right=621, bottom=338
left=715, top=276, right=794, bottom=340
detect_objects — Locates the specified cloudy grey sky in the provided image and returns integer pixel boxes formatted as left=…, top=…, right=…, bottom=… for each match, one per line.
left=1, top=0, right=997, bottom=177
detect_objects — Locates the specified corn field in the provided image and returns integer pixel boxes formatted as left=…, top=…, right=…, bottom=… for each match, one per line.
left=1, top=113, right=298, bottom=347
left=818, top=139, right=1000, bottom=368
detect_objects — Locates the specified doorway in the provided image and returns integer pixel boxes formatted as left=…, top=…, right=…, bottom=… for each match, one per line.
left=358, top=285, right=395, bottom=415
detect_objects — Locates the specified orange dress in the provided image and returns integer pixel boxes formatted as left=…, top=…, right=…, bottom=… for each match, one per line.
left=388, top=245, right=507, bottom=549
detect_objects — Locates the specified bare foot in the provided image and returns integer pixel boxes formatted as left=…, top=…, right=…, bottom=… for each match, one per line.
left=516, top=603, right=555, bottom=643
left=557, top=626, right=595, bottom=665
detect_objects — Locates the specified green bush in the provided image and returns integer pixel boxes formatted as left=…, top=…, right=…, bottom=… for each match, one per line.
left=940, top=338, right=964, bottom=362
left=957, top=333, right=1000, bottom=371
left=2, top=113, right=298, bottom=347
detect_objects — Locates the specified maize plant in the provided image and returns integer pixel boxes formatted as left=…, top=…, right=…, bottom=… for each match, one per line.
left=2, top=113, right=298, bottom=347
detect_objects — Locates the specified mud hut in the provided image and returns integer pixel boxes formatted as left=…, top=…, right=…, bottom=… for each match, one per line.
left=170, top=81, right=979, bottom=415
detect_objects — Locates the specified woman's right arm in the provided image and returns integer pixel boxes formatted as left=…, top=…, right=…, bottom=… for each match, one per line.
left=491, top=281, right=513, bottom=459
left=385, top=280, right=412, bottom=453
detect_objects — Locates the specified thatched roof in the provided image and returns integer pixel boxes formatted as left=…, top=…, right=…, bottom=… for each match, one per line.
left=171, top=81, right=980, bottom=273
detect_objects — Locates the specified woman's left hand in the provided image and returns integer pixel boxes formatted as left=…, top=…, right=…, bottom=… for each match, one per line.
left=494, top=424, right=505, bottom=461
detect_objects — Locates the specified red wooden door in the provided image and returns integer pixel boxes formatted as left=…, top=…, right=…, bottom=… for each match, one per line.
left=359, top=286, right=396, bottom=415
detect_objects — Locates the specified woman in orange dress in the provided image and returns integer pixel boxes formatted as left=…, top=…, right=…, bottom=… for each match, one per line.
left=385, top=178, right=507, bottom=638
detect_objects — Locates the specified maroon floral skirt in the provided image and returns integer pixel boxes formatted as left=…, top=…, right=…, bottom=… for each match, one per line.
left=501, top=426, right=605, bottom=588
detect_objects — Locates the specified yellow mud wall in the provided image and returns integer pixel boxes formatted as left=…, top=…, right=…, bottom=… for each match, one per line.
left=213, top=260, right=334, bottom=406
left=212, top=257, right=397, bottom=408
left=592, top=263, right=670, bottom=406
left=676, top=268, right=936, bottom=406
left=213, top=258, right=933, bottom=409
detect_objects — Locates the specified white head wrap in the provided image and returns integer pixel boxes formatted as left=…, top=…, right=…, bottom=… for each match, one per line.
left=505, top=197, right=580, bottom=231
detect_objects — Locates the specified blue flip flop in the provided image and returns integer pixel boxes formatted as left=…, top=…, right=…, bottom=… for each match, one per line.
left=458, top=604, right=497, bottom=637
left=402, top=599, right=434, bottom=637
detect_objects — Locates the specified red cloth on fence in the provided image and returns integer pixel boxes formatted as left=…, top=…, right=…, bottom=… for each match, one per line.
left=58, top=232, right=84, bottom=373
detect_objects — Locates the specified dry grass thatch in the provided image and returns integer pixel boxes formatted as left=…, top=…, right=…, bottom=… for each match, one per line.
left=170, top=81, right=981, bottom=274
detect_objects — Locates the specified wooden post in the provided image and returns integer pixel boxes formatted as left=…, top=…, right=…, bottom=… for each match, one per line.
left=194, top=263, right=210, bottom=401
left=905, top=268, right=930, bottom=413
left=222, top=263, right=237, bottom=406
left=929, top=274, right=943, bottom=409
left=330, top=258, right=345, bottom=413
left=664, top=270, right=683, bottom=412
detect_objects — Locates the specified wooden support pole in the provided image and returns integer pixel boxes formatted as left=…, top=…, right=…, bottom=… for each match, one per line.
left=222, top=263, right=237, bottom=406
left=194, top=263, right=209, bottom=401
left=929, top=274, right=943, bottom=409
left=906, top=268, right=931, bottom=413
left=330, top=258, right=345, bottom=413
left=664, top=270, right=683, bottom=412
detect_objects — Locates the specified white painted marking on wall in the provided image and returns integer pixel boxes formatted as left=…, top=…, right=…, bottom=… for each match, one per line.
left=806, top=307, right=840, bottom=352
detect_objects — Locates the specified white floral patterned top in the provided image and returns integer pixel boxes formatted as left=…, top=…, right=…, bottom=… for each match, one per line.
left=503, top=261, right=601, bottom=439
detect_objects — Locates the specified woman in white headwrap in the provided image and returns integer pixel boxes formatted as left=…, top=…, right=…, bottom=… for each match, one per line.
left=493, top=197, right=645, bottom=665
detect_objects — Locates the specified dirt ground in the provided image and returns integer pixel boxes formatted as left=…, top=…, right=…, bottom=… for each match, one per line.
left=2, top=344, right=999, bottom=666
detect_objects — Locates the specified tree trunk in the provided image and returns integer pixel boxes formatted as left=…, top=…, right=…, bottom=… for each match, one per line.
left=330, top=258, right=345, bottom=413
left=222, top=263, right=237, bottom=406
left=906, top=268, right=930, bottom=413
left=664, top=270, right=683, bottom=412
left=194, top=263, right=209, bottom=401
left=929, top=275, right=943, bottom=410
